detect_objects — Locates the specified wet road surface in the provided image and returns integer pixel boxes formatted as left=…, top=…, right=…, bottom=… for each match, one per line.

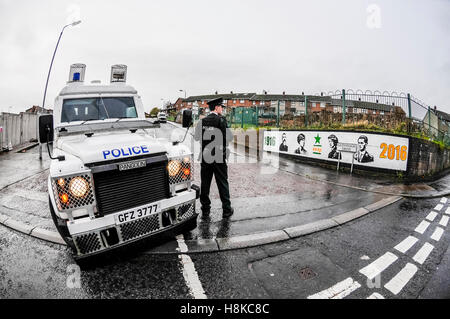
left=0, top=122, right=449, bottom=298
left=0, top=195, right=449, bottom=298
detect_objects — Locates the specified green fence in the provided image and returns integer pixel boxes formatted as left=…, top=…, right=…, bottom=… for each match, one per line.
left=224, top=90, right=450, bottom=147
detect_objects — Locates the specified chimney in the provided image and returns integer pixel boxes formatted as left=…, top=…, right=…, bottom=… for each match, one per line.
left=230, top=91, right=233, bottom=94
left=215, top=91, right=218, bottom=95
left=282, top=91, right=285, bottom=95
left=434, top=106, right=437, bottom=111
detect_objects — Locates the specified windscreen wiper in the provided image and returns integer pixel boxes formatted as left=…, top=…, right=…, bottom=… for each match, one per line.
left=80, top=118, right=103, bottom=125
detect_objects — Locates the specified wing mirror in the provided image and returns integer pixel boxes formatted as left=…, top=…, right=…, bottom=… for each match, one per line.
left=182, top=109, right=193, bottom=128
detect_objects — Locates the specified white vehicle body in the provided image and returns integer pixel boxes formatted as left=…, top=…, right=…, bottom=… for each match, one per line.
left=45, top=64, right=198, bottom=259
left=157, top=112, right=167, bottom=122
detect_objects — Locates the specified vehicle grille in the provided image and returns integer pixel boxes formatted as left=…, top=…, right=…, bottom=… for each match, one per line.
left=168, top=156, right=193, bottom=186
left=176, top=202, right=195, bottom=221
left=120, top=214, right=161, bottom=241
left=93, top=160, right=169, bottom=216
left=74, top=233, right=102, bottom=255
left=52, top=174, right=95, bottom=211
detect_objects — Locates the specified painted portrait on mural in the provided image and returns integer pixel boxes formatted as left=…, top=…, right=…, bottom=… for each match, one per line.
left=354, top=135, right=374, bottom=163
left=294, top=133, right=307, bottom=155
left=279, top=132, right=288, bottom=152
left=327, top=134, right=342, bottom=160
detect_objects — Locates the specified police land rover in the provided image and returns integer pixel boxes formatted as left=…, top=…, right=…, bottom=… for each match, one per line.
left=38, top=64, right=199, bottom=261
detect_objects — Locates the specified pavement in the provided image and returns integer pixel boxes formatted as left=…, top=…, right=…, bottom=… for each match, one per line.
left=0, top=123, right=449, bottom=255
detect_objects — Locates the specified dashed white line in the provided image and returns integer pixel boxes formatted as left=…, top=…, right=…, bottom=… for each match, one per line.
left=440, top=197, right=448, bottom=204
left=434, top=204, right=443, bottom=211
left=176, top=235, right=207, bottom=299
left=384, top=263, right=418, bottom=295
left=413, top=242, right=434, bottom=265
left=439, top=215, right=449, bottom=227
left=445, top=207, right=450, bottom=215
left=367, top=292, right=385, bottom=299
left=394, top=236, right=419, bottom=254
left=359, top=252, right=398, bottom=280
left=425, top=211, right=438, bottom=222
left=307, top=277, right=361, bottom=299
left=415, top=220, right=430, bottom=234
left=430, top=227, right=444, bottom=242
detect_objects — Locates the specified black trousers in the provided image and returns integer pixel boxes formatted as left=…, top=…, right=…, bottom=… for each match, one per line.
left=200, top=162, right=232, bottom=213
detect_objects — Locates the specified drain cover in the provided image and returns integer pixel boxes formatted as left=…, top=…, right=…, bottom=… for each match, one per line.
left=299, top=267, right=316, bottom=280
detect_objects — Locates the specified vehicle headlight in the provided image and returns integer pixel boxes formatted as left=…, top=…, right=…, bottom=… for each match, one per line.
left=168, top=160, right=182, bottom=177
left=68, top=176, right=89, bottom=198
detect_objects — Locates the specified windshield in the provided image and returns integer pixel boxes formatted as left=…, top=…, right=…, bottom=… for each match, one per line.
left=61, top=97, right=137, bottom=123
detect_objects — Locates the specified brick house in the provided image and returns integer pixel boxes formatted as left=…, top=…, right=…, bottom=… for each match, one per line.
left=173, top=92, right=406, bottom=117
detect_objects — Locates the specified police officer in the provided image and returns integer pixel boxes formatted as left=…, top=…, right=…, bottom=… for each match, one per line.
left=194, top=97, right=234, bottom=219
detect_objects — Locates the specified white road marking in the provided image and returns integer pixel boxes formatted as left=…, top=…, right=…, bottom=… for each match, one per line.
left=413, top=242, right=434, bottom=265
left=307, top=277, right=361, bottom=299
left=415, top=220, right=430, bottom=234
left=176, top=235, right=207, bottom=299
left=434, top=204, right=443, bottom=211
left=384, top=263, right=418, bottom=295
left=425, top=211, right=438, bottom=222
left=367, top=292, right=385, bottom=299
left=440, top=197, right=447, bottom=204
left=359, top=252, right=398, bottom=280
left=394, top=236, right=418, bottom=254
left=430, top=227, right=444, bottom=242
left=445, top=207, right=450, bottom=215
left=439, top=215, right=449, bottom=227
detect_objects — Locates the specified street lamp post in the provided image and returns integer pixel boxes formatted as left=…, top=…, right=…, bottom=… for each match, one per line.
left=42, top=20, right=81, bottom=111
left=179, top=89, right=187, bottom=98
left=40, top=20, right=81, bottom=160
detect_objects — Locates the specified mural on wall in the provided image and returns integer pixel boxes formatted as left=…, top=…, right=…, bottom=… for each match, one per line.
left=263, top=130, right=409, bottom=171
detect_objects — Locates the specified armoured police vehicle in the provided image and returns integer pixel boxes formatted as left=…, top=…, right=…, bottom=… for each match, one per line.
left=39, top=64, right=198, bottom=261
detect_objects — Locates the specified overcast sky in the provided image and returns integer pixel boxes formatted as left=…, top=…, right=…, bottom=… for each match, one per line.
left=0, top=0, right=449, bottom=114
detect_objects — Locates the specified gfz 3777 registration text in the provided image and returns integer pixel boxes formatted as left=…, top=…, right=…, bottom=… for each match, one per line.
left=114, top=203, right=160, bottom=224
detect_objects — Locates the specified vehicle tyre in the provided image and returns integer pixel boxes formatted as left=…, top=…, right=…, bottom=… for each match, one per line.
left=184, top=216, right=198, bottom=232
left=48, top=196, right=76, bottom=253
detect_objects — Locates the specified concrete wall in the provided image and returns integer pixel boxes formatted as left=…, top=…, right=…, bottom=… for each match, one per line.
left=231, top=128, right=450, bottom=180
left=407, top=136, right=450, bottom=178
left=0, top=112, right=38, bottom=151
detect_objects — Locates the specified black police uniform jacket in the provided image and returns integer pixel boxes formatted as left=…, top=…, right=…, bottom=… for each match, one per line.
left=194, top=113, right=233, bottom=164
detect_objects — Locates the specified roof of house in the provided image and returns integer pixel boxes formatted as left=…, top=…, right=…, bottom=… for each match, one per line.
left=330, top=99, right=396, bottom=112
left=435, top=109, right=450, bottom=122
left=25, top=106, right=52, bottom=114
left=183, top=93, right=332, bottom=103
left=251, top=94, right=331, bottom=102
left=184, top=93, right=256, bottom=102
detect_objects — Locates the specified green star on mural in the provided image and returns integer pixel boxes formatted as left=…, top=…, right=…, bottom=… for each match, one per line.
left=314, top=134, right=321, bottom=145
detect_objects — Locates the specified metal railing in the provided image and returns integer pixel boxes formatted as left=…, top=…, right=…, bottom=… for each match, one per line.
left=0, top=112, right=38, bottom=152
left=224, top=90, right=449, bottom=147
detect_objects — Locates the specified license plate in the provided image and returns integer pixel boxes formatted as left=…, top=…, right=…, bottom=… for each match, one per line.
left=118, top=159, right=147, bottom=171
left=114, top=202, right=161, bottom=225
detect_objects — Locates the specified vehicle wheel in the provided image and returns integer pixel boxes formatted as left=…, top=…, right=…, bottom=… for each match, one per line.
left=184, top=216, right=198, bottom=232
left=48, top=197, right=76, bottom=253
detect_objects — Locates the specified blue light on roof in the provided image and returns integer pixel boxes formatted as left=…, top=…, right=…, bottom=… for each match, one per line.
left=73, top=72, right=80, bottom=81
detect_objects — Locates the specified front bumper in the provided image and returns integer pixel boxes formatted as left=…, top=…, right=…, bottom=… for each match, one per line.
left=67, top=189, right=197, bottom=258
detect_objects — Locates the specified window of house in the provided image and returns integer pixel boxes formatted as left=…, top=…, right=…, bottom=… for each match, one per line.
left=240, top=100, right=245, bottom=103
left=233, top=100, right=237, bottom=104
